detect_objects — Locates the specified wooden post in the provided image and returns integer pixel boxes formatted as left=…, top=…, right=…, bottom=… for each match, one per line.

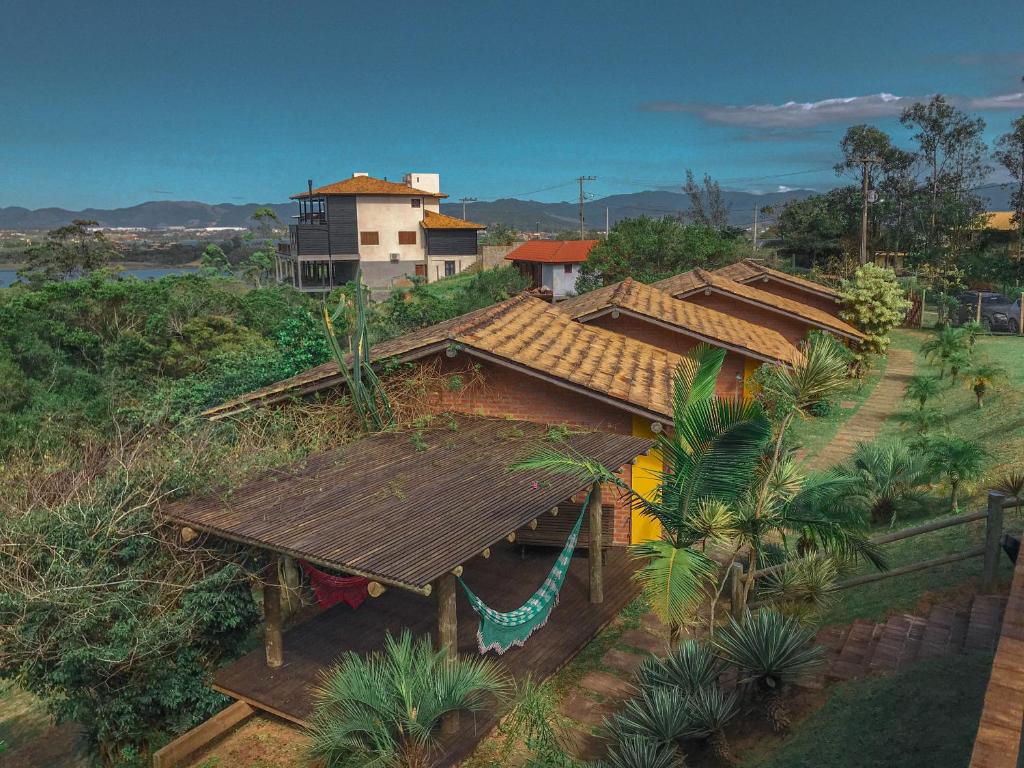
left=729, top=562, right=746, bottom=620
left=982, top=491, right=1006, bottom=594
left=588, top=481, right=603, bottom=604
left=1019, top=292, right=1023, bottom=336
left=920, top=287, right=927, bottom=328
left=263, top=557, right=283, bottom=669
left=437, top=573, right=459, bottom=735
left=976, top=292, right=982, bottom=325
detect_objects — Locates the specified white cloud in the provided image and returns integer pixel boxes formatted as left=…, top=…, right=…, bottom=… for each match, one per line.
left=642, top=91, right=1024, bottom=128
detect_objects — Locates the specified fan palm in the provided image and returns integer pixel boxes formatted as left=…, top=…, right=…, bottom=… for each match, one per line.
left=514, top=344, right=772, bottom=636
left=598, top=735, right=683, bottom=768
left=682, top=686, right=740, bottom=765
left=966, top=361, right=1006, bottom=408
left=903, top=375, right=943, bottom=409
left=714, top=610, right=823, bottom=732
left=637, top=640, right=722, bottom=694
left=838, top=440, right=931, bottom=524
left=307, top=631, right=510, bottom=768
left=995, top=470, right=1024, bottom=517
left=924, top=435, right=988, bottom=511
left=946, top=348, right=973, bottom=384
left=920, top=326, right=968, bottom=378
left=896, top=406, right=945, bottom=434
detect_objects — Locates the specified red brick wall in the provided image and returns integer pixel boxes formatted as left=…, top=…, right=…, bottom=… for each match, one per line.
left=585, top=314, right=748, bottom=399
left=752, top=279, right=843, bottom=317
left=427, top=353, right=637, bottom=544
left=684, top=291, right=812, bottom=345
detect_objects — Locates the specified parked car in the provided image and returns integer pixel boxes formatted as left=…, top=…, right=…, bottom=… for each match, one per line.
left=956, top=291, right=1021, bottom=332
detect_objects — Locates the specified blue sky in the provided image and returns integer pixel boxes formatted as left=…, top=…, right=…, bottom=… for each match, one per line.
left=2, top=0, right=1023, bottom=209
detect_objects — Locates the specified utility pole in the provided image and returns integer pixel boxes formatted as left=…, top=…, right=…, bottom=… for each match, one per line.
left=577, top=176, right=596, bottom=239
left=857, top=157, right=883, bottom=265
left=459, top=196, right=477, bottom=220
left=605, top=207, right=610, bottom=239
left=752, top=206, right=759, bottom=252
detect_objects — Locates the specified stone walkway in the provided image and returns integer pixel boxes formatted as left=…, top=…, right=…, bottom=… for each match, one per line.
left=804, top=347, right=916, bottom=471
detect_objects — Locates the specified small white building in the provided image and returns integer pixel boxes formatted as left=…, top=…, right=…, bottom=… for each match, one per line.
left=505, top=240, right=599, bottom=299
left=278, top=172, right=484, bottom=291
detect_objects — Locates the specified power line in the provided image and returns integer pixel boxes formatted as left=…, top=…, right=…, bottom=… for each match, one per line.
left=458, top=196, right=477, bottom=219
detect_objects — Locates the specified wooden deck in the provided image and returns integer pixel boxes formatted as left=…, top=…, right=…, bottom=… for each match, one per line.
left=214, top=542, right=640, bottom=767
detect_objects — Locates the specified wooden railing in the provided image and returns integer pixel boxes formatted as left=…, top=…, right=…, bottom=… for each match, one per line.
left=731, top=491, right=1017, bottom=617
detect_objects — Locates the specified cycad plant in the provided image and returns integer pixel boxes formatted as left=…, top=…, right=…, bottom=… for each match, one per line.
left=322, top=268, right=394, bottom=431
left=598, top=735, right=683, bottom=768
left=903, top=375, right=943, bottom=409
left=966, top=361, right=1006, bottom=408
left=924, top=435, right=988, bottom=511
left=605, top=686, right=691, bottom=749
left=515, top=345, right=771, bottom=638
left=637, top=639, right=722, bottom=694
left=714, top=610, right=823, bottom=732
left=681, top=686, right=740, bottom=765
left=995, top=470, right=1024, bottom=517
left=307, top=631, right=510, bottom=768
left=839, top=440, right=931, bottom=524
left=920, top=326, right=968, bottom=379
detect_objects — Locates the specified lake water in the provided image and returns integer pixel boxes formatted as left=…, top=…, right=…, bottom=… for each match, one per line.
left=0, top=266, right=199, bottom=288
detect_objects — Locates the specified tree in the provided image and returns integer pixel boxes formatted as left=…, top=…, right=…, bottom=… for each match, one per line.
left=924, top=435, right=987, bottom=510
left=480, top=223, right=519, bottom=246
left=307, top=631, right=509, bottom=768
left=966, top=360, right=1006, bottom=408
left=577, top=216, right=738, bottom=291
left=18, top=220, right=117, bottom=284
left=921, top=326, right=970, bottom=378
left=199, top=244, right=231, bottom=277
left=839, top=263, right=912, bottom=367
left=904, top=375, right=943, bottom=409
left=244, top=207, right=283, bottom=288
left=776, top=189, right=857, bottom=264
left=683, top=169, right=730, bottom=229
left=994, top=115, right=1024, bottom=254
left=900, top=95, right=989, bottom=259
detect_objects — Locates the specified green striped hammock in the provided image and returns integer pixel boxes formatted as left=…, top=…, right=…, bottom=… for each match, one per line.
left=459, top=491, right=589, bottom=655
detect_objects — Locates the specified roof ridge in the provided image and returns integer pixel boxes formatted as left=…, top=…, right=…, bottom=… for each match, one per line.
left=609, top=278, right=634, bottom=306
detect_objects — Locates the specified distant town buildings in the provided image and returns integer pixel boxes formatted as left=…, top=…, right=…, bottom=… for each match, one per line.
left=277, top=172, right=484, bottom=291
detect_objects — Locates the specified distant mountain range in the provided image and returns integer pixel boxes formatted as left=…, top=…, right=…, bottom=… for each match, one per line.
left=0, top=186, right=1014, bottom=231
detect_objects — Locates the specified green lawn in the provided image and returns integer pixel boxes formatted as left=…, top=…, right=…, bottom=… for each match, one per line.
left=744, top=651, right=993, bottom=768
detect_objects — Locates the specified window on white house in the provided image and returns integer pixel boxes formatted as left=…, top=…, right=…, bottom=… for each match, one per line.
left=564, top=263, right=573, bottom=274
left=444, top=260, right=456, bottom=277
left=411, top=198, right=421, bottom=208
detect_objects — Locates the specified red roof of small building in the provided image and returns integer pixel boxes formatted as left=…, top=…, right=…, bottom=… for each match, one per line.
left=505, top=239, right=599, bottom=264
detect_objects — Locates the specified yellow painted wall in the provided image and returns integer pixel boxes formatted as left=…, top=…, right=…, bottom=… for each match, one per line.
left=631, top=417, right=663, bottom=544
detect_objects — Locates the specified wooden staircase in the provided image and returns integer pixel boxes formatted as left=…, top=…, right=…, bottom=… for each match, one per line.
left=806, top=594, right=1007, bottom=687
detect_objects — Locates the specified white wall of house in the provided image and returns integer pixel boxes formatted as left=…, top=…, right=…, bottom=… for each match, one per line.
left=541, top=262, right=582, bottom=298
left=427, top=255, right=477, bottom=282
left=355, top=195, right=432, bottom=263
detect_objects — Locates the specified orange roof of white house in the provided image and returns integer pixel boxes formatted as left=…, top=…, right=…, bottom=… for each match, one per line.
left=652, top=268, right=864, bottom=341
left=421, top=210, right=485, bottom=230
left=505, top=239, right=599, bottom=264
left=292, top=175, right=447, bottom=199
left=557, top=278, right=804, bottom=366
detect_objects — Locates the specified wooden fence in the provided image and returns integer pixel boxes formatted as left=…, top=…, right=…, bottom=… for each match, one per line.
left=731, top=491, right=1018, bottom=617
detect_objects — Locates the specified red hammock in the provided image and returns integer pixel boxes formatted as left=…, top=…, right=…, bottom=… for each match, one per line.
left=299, top=561, right=369, bottom=610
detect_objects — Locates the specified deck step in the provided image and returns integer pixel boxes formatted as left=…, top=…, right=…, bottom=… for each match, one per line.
left=829, top=619, right=881, bottom=680
left=869, top=614, right=926, bottom=673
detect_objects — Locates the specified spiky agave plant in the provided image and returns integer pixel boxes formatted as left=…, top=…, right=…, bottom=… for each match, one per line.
left=757, top=556, right=838, bottom=622
left=714, top=610, right=823, bottom=732
left=307, top=631, right=510, bottom=768
left=637, top=640, right=722, bottom=695
left=605, top=686, right=692, bottom=748
left=682, top=686, right=740, bottom=765
left=598, top=735, right=683, bottom=768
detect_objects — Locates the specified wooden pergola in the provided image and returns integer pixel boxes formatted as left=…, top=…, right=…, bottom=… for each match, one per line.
left=161, top=415, right=651, bottom=733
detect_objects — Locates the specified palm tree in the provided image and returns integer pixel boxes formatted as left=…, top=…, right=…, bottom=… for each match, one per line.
left=714, top=610, right=823, bottom=732
left=515, top=345, right=772, bottom=638
left=896, top=406, right=945, bottom=434
left=947, top=348, right=973, bottom=384
left=839, top=441, right=931, bottom=524
left=307, top=631, right=510, bottom=768
left=966, top=361, right=1006, bottom=408
left=903, top=375, right=943, bottom=409
left=920, top=326, right=968, bottom=378
left=995, top=470, right=1024, bottom=517
left=924, top=436, right=988, bottom=511
left=682, top=686, right=740, bottom=765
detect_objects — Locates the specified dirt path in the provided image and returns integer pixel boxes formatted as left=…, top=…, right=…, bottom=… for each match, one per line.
left=803, top=347, right=916, bottom=471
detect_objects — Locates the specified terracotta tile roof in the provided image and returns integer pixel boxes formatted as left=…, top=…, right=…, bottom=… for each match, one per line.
left=204, top=293, right=686, bottom=421
left=557, top=278, right=803, bottom=366
left=420, top=209, right=485, bottom=230
left=715, top=259, right=840, bottom=300
left=653, top=269, right=864, bottom=341
left=505, top=239, right=599, bottom=264
left=292, top=175, right=446, bottom=199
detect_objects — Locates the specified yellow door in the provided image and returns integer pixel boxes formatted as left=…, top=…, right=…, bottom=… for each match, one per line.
left=631, top=417, right=663, bottom=544
left=742, top=357, right=761, bottom=401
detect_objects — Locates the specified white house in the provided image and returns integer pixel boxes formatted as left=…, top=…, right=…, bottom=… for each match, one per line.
left=505, top=239, right=599, bottom=299
left=278, top=172, right=484, bottom=291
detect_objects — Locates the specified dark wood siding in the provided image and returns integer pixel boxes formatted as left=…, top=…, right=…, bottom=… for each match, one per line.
left=292, top=224, right=329, bottom=255
left=326, top=195, right=358, bottom=254
left=427, top=229, right=479, bottom=256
